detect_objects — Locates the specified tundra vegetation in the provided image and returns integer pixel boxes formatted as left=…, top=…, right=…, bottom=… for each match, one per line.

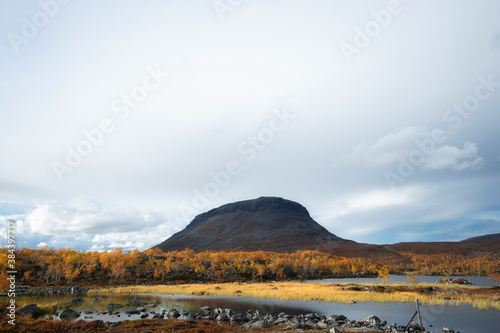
left=1, top=247, right=499, bottom=291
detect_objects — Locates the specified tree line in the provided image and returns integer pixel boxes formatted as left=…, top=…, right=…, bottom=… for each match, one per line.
left=1, top=247, right=498, bottom=291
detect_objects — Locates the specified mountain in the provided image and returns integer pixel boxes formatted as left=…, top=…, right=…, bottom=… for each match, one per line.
left=461, top=233, right=500, bottom=242
left=155, top=196, right=353, bottom=253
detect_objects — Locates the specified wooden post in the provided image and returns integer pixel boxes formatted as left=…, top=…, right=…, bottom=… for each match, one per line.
left=416, top=299, right=424, bottom=332
left=405, top=299, right=425, bottom=332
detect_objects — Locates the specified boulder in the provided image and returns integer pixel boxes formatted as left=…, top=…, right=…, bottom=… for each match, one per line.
left=19, top=304, right=41, bottom=317
left=127, top=300, right=146, bottom=307
left=106, top=303, right=124, bottom=309
left=60, top=308, right=80, bottom=320
left=242, top=319, right=271, bottom=329
left=200, top=306, right=212, bottom=315
left=69, top=297, right=85, bottom=304
left=358, top=315, right=381, bottom=327
left=125, top=309, right=141, bottom=315
left=166, top=309, right=180, bottom=318
left=105, top=321, right=122, bottom=327
left=70, top=285, right=82, bottom=293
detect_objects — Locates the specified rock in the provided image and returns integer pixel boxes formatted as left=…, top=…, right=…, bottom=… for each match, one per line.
left=70, top=285, right=82, bottom=293
left=230, top=313, right=245, bottom=323
left=305, top=319, right=317, bottom=327
left=105, top=321, right=122, bottom=327
left=19, top=304, right=41, bottom=317
left=106, top=303, right=124, bottom=309
left=217, top=313, right=229, bottom=322
left=125, top=309, right=141, bottom=315
left=330, top=328, right=340, bottom=333
left=273, top=317, right=289, bottom=325
left=91, top=297, right=102, bottom=303
left=242, top=319, right=271, bottom=329
left=127, top=300, right=146, bottom=307
left=200, top=306, right=212, bottom=315
left=166, top=309, right=180, bottom=318
left=443, top=327, right=455, bottom=333
left=69, top=297, right=85, bottom=304
left=358, top=315, right=381, bottom=327
left=60, top=308, right=80, bottom=320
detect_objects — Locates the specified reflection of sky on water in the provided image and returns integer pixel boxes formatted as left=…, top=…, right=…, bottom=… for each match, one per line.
left=308, top=275, right=497, bottom=287
left=5, top=290, right=498, bottom=333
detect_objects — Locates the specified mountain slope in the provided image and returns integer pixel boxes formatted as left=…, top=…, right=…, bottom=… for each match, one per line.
left=155, top=197, right=353, bottom=253
left=461, top=233, right=500, bottom=243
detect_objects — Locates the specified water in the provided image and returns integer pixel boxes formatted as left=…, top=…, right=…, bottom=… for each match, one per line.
left=6, top=292, right=499, bottom=333
left=308, top=275, right=498, bottom=287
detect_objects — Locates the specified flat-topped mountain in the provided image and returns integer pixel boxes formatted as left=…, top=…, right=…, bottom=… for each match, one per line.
left=155, top=197, right=353, bottom=253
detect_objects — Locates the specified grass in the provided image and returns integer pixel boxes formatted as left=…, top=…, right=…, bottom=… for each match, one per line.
left=90, top=281, right=500, bottom=311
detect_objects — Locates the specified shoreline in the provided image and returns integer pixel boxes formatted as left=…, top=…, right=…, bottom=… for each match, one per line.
left=89, top=281, right=500, bottom=311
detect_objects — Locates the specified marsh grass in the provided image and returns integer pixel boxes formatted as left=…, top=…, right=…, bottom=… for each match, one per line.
left=90, top=281, right=500, bottom=310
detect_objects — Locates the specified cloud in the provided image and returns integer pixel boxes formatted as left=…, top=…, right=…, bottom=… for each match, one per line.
left=0, top=200, right=176, bottom=251
left=347, top=127, right=484, bottom=172
left=325, top=186, right=423, bottom=220
left=423, top=142, right=484, bottom=171
left=348, top=127, right=428, bottom=166
left=25, top=201, right=168, bottom=236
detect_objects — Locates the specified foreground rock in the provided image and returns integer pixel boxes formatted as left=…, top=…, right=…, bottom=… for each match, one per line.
left=59, top=308, right=80, bottom=320
left=26, top=301, right=452, bottom=332
left=19, top=304, right=41, bottom=317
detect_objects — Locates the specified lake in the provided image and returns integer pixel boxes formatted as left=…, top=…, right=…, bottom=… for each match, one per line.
left=8, top=290, right=500, bottom=333
left=308, top=275, right=498, bottom=287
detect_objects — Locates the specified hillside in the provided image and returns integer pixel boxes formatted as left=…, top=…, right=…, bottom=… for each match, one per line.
left=155, top=197, right=353, bottom=253
left=461, top=233, right=500, bottom=243
left=155, top=197, right=500, bottom=262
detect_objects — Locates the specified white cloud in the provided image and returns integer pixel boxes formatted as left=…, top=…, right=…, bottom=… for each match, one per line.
left=349, top=127, right=428, bottom=166
left=423, top=142, right=484, bottom=171
left=25, top=201, right=168, bottom=236
left=0, top=201, right=177, bottom=251
left=325, top=186, right=423, bottom=220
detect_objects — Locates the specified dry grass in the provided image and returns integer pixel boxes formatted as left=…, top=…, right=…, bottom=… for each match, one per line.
left=90, top=281, right=500, bottom=311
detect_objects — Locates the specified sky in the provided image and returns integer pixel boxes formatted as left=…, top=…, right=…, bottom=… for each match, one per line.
left=1, top=0, right=499, bottom=251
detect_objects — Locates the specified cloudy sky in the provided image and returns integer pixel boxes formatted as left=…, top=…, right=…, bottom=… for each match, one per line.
left=1, top=0, right=499, bottom=251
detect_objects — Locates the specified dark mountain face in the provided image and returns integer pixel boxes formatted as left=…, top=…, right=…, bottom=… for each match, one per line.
left=155, top=197, right=353, bottom=253
left=461, top=233, right=500, bottom=242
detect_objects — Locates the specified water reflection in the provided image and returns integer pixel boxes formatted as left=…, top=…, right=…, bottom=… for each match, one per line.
left=308, top=275, right=498, bottom=287
left=5, top=290, right=499, bottom=333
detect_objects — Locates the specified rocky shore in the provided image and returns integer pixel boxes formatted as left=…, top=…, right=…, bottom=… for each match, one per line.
left=19, top=300, right=459, bottom=333
left=0, top=285, right=88, bottom=296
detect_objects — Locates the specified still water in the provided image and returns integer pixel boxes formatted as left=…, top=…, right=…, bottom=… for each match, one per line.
left=308, top=275, right=498, bottom=287
left=11, top=291, right=500, bottom=333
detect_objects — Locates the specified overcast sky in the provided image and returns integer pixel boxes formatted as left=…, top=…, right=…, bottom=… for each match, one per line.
left=1, top=0, right=499, bottom=251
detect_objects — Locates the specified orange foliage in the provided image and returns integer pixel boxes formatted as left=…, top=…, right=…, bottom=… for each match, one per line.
left=0, top=246, right=498, bottom=288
